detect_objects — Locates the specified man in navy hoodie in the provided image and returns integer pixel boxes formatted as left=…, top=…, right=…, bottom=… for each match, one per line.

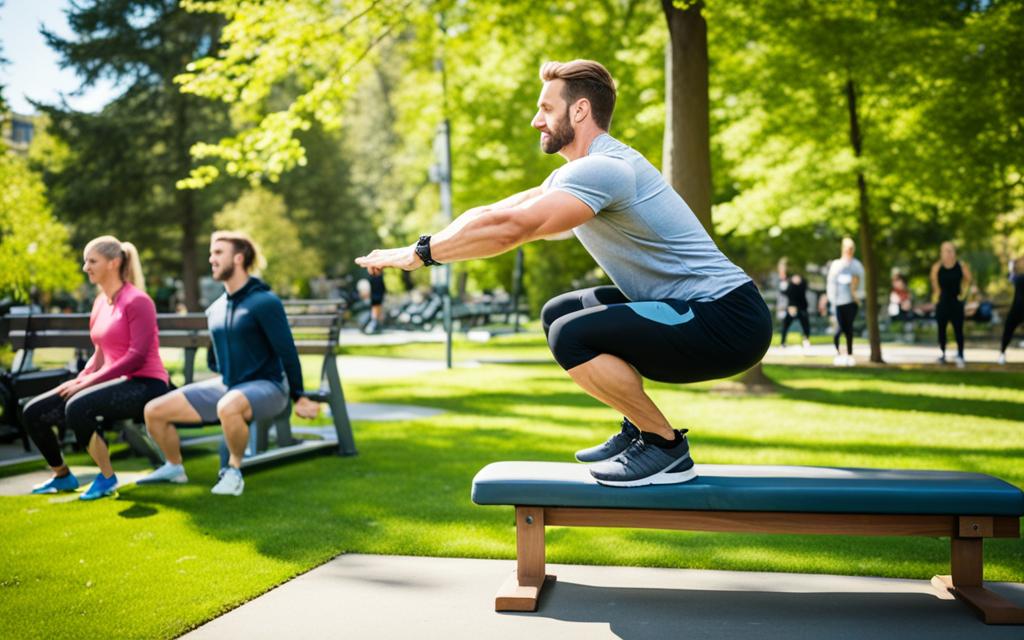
left=139, top=231, right=319, bottom=496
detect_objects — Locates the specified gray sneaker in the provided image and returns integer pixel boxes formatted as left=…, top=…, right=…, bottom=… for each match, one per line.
left=136, top=462, right=188, bottom=484
left=575, top=419, right=640, bottom=463
left=211, top=466, right=244, bottom=496
left=589, top=431, right=697, bottom=487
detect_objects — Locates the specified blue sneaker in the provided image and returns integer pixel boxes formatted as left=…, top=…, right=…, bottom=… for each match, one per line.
left=575, top=418, right=640, bottom=463
left=79, top=473, right=119, bottom=501
left=31, top=473, right=80, bottom=494
left=589, top=430, right=697, bottom=487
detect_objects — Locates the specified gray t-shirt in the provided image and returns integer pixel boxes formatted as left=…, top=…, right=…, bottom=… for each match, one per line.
left=826, top=258, right=865, bottom=306
left=542, top=134, right=750, bottom=302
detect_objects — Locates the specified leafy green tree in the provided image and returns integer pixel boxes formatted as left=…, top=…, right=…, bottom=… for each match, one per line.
left=706, top=1, right=1020, bottom=362
left=213, top=187, right=322, bottom=293
left=273, top=123, right=378, bottom=278
left=36, top=0, right=236, bottom=308
left=0, top=153, right=81, bottom=301
left=177, top=0, right=670, bottom=309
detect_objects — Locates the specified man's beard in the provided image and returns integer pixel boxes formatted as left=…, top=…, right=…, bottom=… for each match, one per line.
left=541, top=109, right=575, bottom=154
left=213, top=262, right=235, bottom=282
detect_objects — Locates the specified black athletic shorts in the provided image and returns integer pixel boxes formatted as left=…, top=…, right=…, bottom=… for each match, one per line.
left=542, top=281, right=772, bottom=383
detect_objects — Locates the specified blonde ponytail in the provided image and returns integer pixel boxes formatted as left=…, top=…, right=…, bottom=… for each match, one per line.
left=120, top=242, right=145, bottom=290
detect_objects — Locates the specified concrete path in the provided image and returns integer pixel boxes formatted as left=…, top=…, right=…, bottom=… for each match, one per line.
left=764, top=342, right=1024, bottom=366
left=184, top=554, right=1024, bottom=640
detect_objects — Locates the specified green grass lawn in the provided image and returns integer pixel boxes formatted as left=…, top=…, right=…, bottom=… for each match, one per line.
left=2, top=332, right=1023, bottom=639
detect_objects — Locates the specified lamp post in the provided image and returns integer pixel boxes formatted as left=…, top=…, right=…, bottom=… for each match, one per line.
left=432, top=14, right=454, bottom=369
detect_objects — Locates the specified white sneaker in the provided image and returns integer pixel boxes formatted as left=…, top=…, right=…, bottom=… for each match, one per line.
left=833, top=354, right=846, bottom=367
left=845, top=354, right=856, bottom=367
left=997, top=352, right=1007, bottom=365
left=211, top=466, right=244, bottom=496
left=937, top=354, right=947, bottom=364
left=136, top=462, right=188, bottom=484
left=955, top=355, right=966, bottom=369
left=802, top=339, right=811, bottom=349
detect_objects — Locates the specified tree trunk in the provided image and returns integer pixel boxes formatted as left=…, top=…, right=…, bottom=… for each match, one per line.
left=844, top=78, right=883, bottom=363
left=661, top=0, right=713, bottom=235
left=663, top=0, right=774, bottom=392
left=174, top=92, right=200, bottom=311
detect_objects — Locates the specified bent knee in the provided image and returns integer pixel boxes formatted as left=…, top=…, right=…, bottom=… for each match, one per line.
left=216, top=393, right=249, bottom=421
left=144, top=395, right=170, bottom=421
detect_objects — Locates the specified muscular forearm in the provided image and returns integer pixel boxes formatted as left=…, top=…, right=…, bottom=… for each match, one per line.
left=431, top=209, right=527, bottom=263
left=436, top=188, right=543, bottom=242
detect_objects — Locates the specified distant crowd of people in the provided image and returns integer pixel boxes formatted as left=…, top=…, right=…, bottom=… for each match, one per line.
left=776, top=239, right=1023, bottom=367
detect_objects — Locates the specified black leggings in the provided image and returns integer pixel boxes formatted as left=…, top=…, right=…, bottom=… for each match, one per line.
left=935, top=299, right=965, bottom=357
left=833, top=302, right=858, bottom=355
left=781, top=309, right=810, bottom=345
left=1001, top=290, right=1023, bottom=352
left=542, top=281, right=772, bottom=384
left=23, top=377, right=168, bottom=468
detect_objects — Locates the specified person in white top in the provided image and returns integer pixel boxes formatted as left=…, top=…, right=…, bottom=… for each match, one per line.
left=826, top=238, right=865, bottom=366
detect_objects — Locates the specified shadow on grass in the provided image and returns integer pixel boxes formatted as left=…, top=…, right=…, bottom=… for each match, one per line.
left=766, top=364, right=1024, bottom=389
left=772, top=384, right=1024, bottom=422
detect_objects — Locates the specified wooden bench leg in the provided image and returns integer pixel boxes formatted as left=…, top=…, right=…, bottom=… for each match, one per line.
left=495, top=507, right=555, bottom=612
left=932, top=537, right=1024, bottom=624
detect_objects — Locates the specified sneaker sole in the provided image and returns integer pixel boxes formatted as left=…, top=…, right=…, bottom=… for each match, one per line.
left=79, top=488, right=119, bottom=501
left=575, top=451, right=626, bottom=464
left=137, top=475, right=188, bottom=485
left=592, top=457, right=699, bottom=488
left=211, top=483, right=244, bottom=496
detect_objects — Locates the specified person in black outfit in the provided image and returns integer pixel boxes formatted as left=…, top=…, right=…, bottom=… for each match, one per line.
left=365, top=273, right=386, bottom=334
left=779, top=271, right=811, bottom=348
left=930, top=241, right=973, bottom=367
left=998, top=257, right=1024, bottom=365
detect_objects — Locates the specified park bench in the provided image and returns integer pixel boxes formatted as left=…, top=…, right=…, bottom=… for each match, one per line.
left=472, top=461, right=1024, bottom=624
left=5, top=303, right=356, bottom=467
left=451, top=299, right=530, bottom=330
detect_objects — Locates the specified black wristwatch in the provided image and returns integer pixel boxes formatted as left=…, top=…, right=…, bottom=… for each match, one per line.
left=414, top=235, right=441, bottom=266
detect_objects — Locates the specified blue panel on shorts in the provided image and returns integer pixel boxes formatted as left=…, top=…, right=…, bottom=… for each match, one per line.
left=626, top=301, right=694, bottom=326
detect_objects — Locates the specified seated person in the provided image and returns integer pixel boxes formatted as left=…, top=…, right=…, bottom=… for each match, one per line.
left=138, top=231, right=318, bottom=496
left=888, top=271, right=914, bottom=322
left=25, top=236, right=170, bottom=500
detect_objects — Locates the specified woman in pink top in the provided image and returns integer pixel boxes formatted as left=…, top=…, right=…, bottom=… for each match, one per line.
left=25, top=236, right=170, bottom=500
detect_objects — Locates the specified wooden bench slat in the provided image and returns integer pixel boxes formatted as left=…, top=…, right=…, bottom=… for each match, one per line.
left=8, top=314, right=90, bottom=330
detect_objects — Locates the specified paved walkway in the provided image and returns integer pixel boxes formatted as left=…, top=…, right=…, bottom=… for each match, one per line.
left=184, top=554, right=1024, bottom=640
left=764, top=342, right=1023, bottom=366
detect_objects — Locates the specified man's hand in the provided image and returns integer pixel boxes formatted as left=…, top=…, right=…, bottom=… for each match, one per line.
left=294, top=396, right=320, bottom=419
left=355, top=245, right=422, bottom=276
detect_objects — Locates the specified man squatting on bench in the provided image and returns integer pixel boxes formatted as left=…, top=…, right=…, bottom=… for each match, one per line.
left=357, top=60, right=771, bottom=487
left=139, top=231, right=319, bottom=496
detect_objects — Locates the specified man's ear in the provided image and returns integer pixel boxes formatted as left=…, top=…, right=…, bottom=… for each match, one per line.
left=574, top=99, right=589, bottom=123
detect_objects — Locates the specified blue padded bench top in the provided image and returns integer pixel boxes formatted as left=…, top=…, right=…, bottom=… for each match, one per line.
left=471, top=462, right=1024, bottom=516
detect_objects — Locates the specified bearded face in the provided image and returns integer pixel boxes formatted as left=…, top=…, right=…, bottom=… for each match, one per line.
left=540, top=105, right=576, bottom=154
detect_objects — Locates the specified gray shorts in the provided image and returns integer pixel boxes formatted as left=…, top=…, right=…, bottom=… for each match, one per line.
left=180, top=376, right=289, bottom=424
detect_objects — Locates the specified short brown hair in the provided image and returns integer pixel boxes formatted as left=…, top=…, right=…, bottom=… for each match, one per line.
left=540, top=60, right=616, bottom=131
left=211, top=230, right=263, bottom=271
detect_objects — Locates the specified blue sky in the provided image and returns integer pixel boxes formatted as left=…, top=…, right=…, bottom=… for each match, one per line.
left=0, top=0, right=120, bottom=114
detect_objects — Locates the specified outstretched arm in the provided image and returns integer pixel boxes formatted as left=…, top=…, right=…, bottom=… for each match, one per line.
left=355, top=190, right=593, bottom=274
